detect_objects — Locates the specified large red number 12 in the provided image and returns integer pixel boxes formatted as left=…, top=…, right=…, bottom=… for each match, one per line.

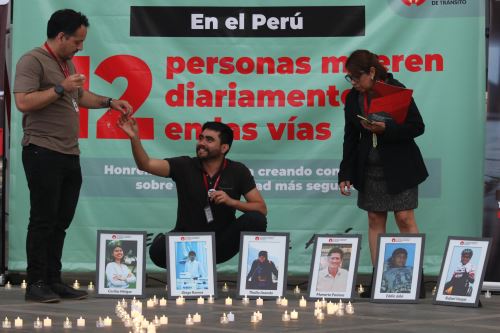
left=74, top=55, right=154, bottom=139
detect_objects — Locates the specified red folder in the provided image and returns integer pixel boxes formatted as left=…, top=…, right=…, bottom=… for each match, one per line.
left=367, top=81, right=413, bottom=124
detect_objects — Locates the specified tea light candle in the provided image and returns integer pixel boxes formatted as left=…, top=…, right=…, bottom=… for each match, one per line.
left=14, top=317, right=23, bottom=328
left=346, top=301, right=354, bottom=315
left=193, top=313, right=201, bottom=323
left=208, top=295, right=215, bottom=303
left=159, top=315, right=168, bottom=325
left=95, top=317, right=104, bottom=328
left=321, top=297, right=327, bottom=308
left=338, top=299, right=345, bottom=310
left=358, top=284, right=364, bottom=294
left=63, top=317, right=72, bottom=329
left=141, top=320, right=150, bottom=329
left=197, top=296, right=204, bottom=305
left=276, top=296, right=282, bottom=305
left=256, top=311, right=263, bottom=321
left=314, top=299, right=322, bottom=309
left=5, top=281, right=11, bottom=289
left=152, top=316, right=160, bottom=327
left=316, top=311, right=325, bottom=320
left=281, top=311, right=290, bottom=322
left=314, top=308, right=322, bottom=316
left=147, top=298, right=155, bottom=308
left=176, top=296, right=185, bottom=305
left=250, top=314, right=258, bottom=323
left=336, top=307, right=345, bottom=316
left=220, top=313, right=229, bottom=324
left=2, top=317, right=11, bottom=328
left=43, top=317, right=52, bottom=327
left=153, top=295, right=158, bottom=305
left=72, top=280, right=80, bottom=289
left=121, top=298, right=128, bottom=308
left=222, top=283, right=229, bottom=292
left=485, top=290, right=492, bottom=298
left=326, top=302, right=335, bottom=315
left=299, top=296, right=307, bottom=307
left=103, top=316, right=112, bottom=327
left=227, top=312, right=235, bottom=322
left=87, top=281, right=94, bottom=291
left=20, top=280, right=27, bottom=289
left=225, top=296, right=233, bottom=305
left=159, top=297, right=167, bottom=306
left=185, top=314, right=194, bottom=325
left=281, top=297, right=288, bottom=306
left=76, top=316, right=85, bottom=327
left=256, top=297, right=264, bottom=306
left=33, top=317, right=43, bottom=329
left=131, top=300, right=142, bottom=314
left=242, top=295, right=250, bottom=304
left=294, top=285, right=301, bottom=294
left=290, top=309, right=299, bottom=320
left=147, top=323, right=156, bottom=333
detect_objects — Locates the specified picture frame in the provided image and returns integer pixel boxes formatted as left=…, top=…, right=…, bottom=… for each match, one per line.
left=96, top=230, right=146, bottom=298
left=371, top=234, right=425, bottom=303
left=433, top=237, right=491, bottom=307
left=166, top=232, right=217, bottom=299
left=237, top=232, right=290, bottom=299
left=307, top=234, right=361, bottom=300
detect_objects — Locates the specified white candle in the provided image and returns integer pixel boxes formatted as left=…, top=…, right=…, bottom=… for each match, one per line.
left=103, top=316, right=112, bottom=326
left=321, top=297, right=327, bottom=308
left=294, top=285, right=301, bottom=294
left=87, top=281, right=94, bottom=291
left=5, top=281, right=11, bottom=289
left=159, top=315, right=168, bottom=325
left=121, top=298, right=128, bottom=308
left=208, top=295, right=214, bottom=303
left=131, top=300, right=143, bottom=313
left=290, top=309, right=299, bottom=320
left=76, top=316, right=85, bottom=327
left=95, top=317, right=104, bottom=328
left=256, top=297, right=264, bottom=306
left=281, top=297, right=288, bottom=306
left=256, top=311, right=262, bottom=321
left=346, top=302, right=354, bottom=315
left=185, top=314, right=194, bottom=325
left=63, top=317, right=72, bottom=329
left=314, top=299, right=321, bottom=309
left=43, top=317, right=52, bottom=327
left=227, top=312, right=235, bottom=322
left=276, top=296, right=282, bottom=305
left=147, top=298, right=155, bottom=308
left=2, top=317, right=11, bottom=328
left=20, top=280, right=27, bottom=289
left=158, top=297, right=166, bottom=306
left=327, top=302, right=335, bottom=315
left=147, top=323, right=156, bottom=333
left=314, top=308, right=321, bottom=316
left=299, top=296, right=307, bottom=307
left=193, top=313, right=201, bottom=323
left=141, top=319, right=150, bottom=329
left=242, top=295, right=250, bottom=304
left=316, top=311, right=325, bottom=320
left=281, top=311, right=290, bottom=322
left=220, top=313, right=229, bottom=324
left=197, top=296, right=204, bottom=304
left=152, top=316, right=160, bottom=327
left=250, top=314, right=257, bottom=323
left=153, top=295, right=158, bottom=305
left=225, top=296, right=233, bottom=305
left=336, top=307, right=345, bottom=316
left=176, top=296, right=185, bottom=305
left=14, top=317, right=23, bottom=328
left=33, top=317, right=42, bottom=328
left=72, top=280, right=80, bottom=289
left=222, top=283, right=229, bottom=292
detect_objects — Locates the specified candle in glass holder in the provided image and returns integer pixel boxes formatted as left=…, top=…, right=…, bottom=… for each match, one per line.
left=76, top=316, right=85, bottom=327
left=299, top=296, right=307, bottom=307
left=290, top=309, right=299, bottom=320
left=14, top=317, right=23, bottom=328
left=256, top=297, right=264, bottom=306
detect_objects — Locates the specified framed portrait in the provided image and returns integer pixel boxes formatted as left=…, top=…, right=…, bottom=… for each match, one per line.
left=166, top=233, right=217, bottom=299
left=307, top=234, right=361, bottom=300
left=96, top=230, right=146, bottom=298
left=237, top=232, right=289, bottom=299
left=371, top=234, right=425, bottom=303
left=433, top=237, right=491, bottom=307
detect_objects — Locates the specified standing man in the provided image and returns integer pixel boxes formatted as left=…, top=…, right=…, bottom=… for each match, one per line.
left=117, top=118, right=267, bottom=266
left=316, top=247, right=349, bottom=292
left=14, top=9, right=132, bottom=303
left=184, top=251, right=205, bottom=279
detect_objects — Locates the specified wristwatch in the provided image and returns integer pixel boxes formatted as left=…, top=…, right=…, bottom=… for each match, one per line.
left=54, top=84, right=64, bottom=97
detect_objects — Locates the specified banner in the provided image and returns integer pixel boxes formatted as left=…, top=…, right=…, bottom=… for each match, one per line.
left=9, top=0, right=485, bottom=275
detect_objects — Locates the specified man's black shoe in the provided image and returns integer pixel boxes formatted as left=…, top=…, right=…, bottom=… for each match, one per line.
left=25, top=281, right=60, bottom=303
left=49, top=282, right=88, bottom=300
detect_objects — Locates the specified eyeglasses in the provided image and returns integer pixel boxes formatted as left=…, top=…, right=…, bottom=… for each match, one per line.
left=345, top=71, right=365, bottom=84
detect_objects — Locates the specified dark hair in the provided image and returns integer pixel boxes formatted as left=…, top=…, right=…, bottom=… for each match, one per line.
left=327, top=247, right=344, bottom=260
left=345, top=49, right=388, bottom=81
left=388, top=248, right=408, bottom=268
left=258, top=250, right=268, bottom=258
left=202, top=122, right=234, bottom=152
left=47, top=9, right=89, bottom=39
left=188, top=251, right=196, bottom=256
left=461, top=248, right=473, bottom=257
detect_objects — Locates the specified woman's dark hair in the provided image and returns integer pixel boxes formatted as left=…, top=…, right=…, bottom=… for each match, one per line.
left=47, top=9, right=89, bottom=39
left=388, top=248, right=408, bottom=268
left=345, top=49, right=388, bottom=81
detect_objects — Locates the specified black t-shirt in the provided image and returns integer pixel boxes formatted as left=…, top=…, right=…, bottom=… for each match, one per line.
left=166, top=156, right=256, bottom=232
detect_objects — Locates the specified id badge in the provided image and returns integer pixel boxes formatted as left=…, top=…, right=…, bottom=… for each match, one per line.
left=71, top=98, right=79, bottom=112
left=204, top=204, right=214, bottom=224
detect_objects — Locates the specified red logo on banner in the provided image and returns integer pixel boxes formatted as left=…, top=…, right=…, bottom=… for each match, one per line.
left=402, top=0, right=426, bottom=6
left=255, top=237, right=260, bottom=241
left=112, top=235, right=116, bottom=239
left=181, top=236, right=185, bottom=240
left=392, top=238, right=396, bottom=242
left=329, top=238, right=333, bottom=243
left=460, top=241, right=465, bottom=245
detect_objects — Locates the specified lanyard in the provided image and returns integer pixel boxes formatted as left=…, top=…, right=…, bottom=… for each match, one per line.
left=202, top=159, right=227, bottom=192
left=44, top=42, right=71, bottom=78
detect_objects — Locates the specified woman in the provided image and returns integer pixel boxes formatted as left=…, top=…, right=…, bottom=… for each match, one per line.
left=105, top=243, right=136, bottom=288
left=338, top=50, right=428, bottom=265
left=381, top=248, right=413, bottom=293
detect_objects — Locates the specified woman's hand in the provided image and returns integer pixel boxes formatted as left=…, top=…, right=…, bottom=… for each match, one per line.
left=340, top=181, right=351, bottom=196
